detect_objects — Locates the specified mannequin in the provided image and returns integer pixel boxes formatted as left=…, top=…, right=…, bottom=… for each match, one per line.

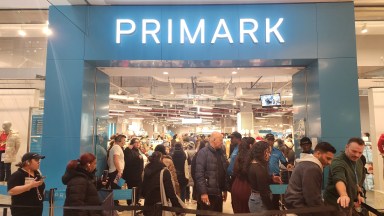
left=0, top=121, right=21, bottom=181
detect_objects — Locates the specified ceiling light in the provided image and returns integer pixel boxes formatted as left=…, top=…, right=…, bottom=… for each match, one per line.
left=160, top=102, right=164, bottom=106
left=109, top=113, right=124, bottom=116
left=127, top=106, right=152, bottom=110
left=137, top=99, right=140, bottom=104
left=163, top=71, right=169, bottom=75
left=109, top=109, right=125, bottom=113
left=18, top=30, right=26, bottom=37
left=170, top=104, right=173, bottom=108
left=109, top=94, right=134, bottom=100
left=240, top=102, right=244, bottom=106
left=43, top=27, right=52, bottom=36
left=361, top=23, right=368, bottom=34
left=232, top=71, right=237, bottom=75
left=232, top=101, right=236, bottom=106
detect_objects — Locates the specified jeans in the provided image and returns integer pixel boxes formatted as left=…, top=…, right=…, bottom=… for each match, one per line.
left=0, top=151, right=11, bottom=181
left=248, top=192, right=266, bottom=213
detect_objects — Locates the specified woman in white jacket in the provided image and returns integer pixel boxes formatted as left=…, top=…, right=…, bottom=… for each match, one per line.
left=0, top=121, right=21, bottom=181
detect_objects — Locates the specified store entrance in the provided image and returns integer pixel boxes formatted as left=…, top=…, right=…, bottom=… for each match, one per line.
left=90, top=59, right=311, bottom=173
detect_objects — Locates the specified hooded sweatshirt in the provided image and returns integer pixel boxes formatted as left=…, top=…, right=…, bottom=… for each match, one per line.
left=62, top=167, right=102, bottom=216
left=284, top=153, right=324, bottom=210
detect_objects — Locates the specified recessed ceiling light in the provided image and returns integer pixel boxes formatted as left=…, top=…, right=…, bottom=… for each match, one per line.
left=18, top=30, right=26, bottom=37
left=232, top=71, right=237, bottom=75
left=163, top=71, right=169, bottom=75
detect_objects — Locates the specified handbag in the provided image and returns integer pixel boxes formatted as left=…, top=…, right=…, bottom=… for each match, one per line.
left=160, top=168, right=186, bottom=216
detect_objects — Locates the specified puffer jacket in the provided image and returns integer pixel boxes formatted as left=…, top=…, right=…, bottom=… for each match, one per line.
left=195, top=145, right=229, bottom=196
left=62, top=167, right=102, bottom=216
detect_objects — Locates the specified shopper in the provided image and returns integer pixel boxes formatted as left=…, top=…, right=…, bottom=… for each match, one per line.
left=324, top=137, right=366, bottom=216
left=141, top=151, right=182, bottom=216
left=265, top=133, right=289, bottom=210
left=247, top=141, right=282, bottom=213
left=171, top=142, right=189, bottom=201
left=300, top=137, right=314, bottom=155
left=231, top=137, right=254, bottom=213
left=7, top=153, right=45, bottom=216
left=62, top=153, right=104, bottom=216
left=285, top=142, right=336, bottom=215
left=123, top=138, right=144, bottom=205
left=107, top=134, right=126, bottom=205
left=195, top=132, right=229, bottom=214
left=227, top=131, right=242, bottom=182
left=154, top=144, right=180, bottom=196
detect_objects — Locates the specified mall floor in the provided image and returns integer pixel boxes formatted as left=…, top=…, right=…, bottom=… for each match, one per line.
left=0, top=190, right=383, bottom=215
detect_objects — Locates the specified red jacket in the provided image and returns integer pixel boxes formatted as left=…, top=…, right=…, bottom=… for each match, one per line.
left=378, top=134, right=384, bottom=154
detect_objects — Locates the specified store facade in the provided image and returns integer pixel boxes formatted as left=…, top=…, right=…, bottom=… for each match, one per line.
left=42, top=2, right=360, bottom=190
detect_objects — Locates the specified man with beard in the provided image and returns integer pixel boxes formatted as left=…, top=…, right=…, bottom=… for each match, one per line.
left=324, top=137, right=366, bottom=216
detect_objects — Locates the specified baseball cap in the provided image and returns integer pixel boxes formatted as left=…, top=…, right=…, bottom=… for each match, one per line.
left=300, top=137, right=312, bottom=145
left=230, top=131, right=242, bottom=139
left=265, top=133, right=275, bottom=140
left=22, top=153, right=45, bottom=163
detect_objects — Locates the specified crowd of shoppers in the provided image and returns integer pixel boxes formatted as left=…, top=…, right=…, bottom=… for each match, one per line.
left=4, top=131, right=374, bottom=216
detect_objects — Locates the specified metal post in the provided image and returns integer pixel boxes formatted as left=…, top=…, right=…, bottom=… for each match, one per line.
left=49, top=188, right=56, bottom=216
left=131, top=187, right=137, bottom=216
left=3, top=208, right=7, bottom=216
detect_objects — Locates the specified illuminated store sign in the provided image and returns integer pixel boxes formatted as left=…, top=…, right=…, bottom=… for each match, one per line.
left=116, top=18, right=285, bottom=44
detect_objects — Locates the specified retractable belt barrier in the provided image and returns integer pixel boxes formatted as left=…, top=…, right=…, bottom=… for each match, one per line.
left=0, top=202, right=383, bottom=216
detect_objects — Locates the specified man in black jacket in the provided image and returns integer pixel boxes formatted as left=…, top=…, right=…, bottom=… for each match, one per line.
left=195, top=132, right=229, bottom=214
left=284, top=142, right=336, bottom=215
left=123, top=138, right=143, bottom=205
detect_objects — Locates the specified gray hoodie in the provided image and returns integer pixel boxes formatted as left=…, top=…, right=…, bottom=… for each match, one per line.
left=284, top=153, right=324, bottom=211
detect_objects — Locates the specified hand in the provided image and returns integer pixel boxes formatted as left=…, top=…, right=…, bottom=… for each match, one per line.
left=117, top=172, right=122, bottom=178
left=29, top=179, right=43, bottom=190
left=222, top=191, right=227, bottom=201
left=287, top=164, right=294, bottom=171
left=356, top=194, right=364, bottom=205
left=102, top=179, right=109, bottom=186
left=272, top=174, right=282, bottom=184
left=337, top=195, right=350, bottom=208
left=201, top=194, right=210, bottom=206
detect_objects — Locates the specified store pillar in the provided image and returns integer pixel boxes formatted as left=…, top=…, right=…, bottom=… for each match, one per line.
left=237, top=104, right=254, bottom=135
left=368, top=88, right=384, bottom=193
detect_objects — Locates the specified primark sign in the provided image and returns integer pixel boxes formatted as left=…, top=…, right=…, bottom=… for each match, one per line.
left=115, top=18, right=285, bottom=45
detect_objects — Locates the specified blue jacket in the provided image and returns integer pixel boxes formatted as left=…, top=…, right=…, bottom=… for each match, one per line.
left=227, top=145, right=238, bottom=176
left=269, top=147, right=287, bottom=175
left=195, top=145, right=229, bottom=196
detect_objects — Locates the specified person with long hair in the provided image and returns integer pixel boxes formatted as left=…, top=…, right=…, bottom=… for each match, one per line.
left=246, top=141, right=282, bottom=212
left=171, top=142, right=189, bottom=201
left=62, top=153, right=103, bottom=216
left=154, top=144, right=180, bottom=196
left=141, top=151, right=182, bottom=216
left=231, top=137, right=255, bottom=213
left=7, top=152, right=45, bottom=216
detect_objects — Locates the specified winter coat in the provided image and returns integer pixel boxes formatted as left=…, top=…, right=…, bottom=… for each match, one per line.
left=284, top=153, right=324, bottom=211
left=141, top=161, right=181, bottom=216
left=172, top=145, right=188, bottom=186
left=62, top=167, right=102, bottom=216
left=123, top=147, right=144, bottom=186
left=2, top=130, right=21, bottom=163
left=161, top=155, right=180, bottom=196
left=195, top=145, right=229, bottom=196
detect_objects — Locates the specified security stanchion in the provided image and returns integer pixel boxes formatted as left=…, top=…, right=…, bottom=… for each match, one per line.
left=49, top=188, right=56, bottom=216
left=131, top=187, right=137, bottom=216
left=2, top=207, right=7, bottom=216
